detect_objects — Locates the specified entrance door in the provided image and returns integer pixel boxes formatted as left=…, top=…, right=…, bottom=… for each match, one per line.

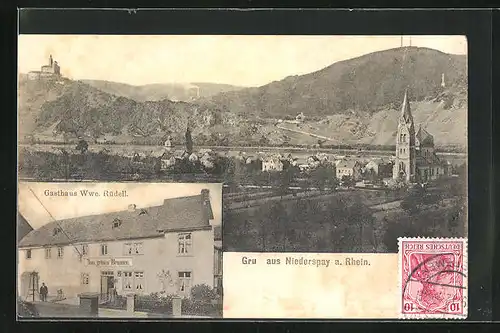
left=100, top=271, right=114, bottom=302
left=100, top=276, right=109, bottom=296
left=19, top=272, right=38, bottom=301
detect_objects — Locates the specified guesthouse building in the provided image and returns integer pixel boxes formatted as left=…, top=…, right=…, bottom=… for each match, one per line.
left=18, top=189, right=221, bottom=301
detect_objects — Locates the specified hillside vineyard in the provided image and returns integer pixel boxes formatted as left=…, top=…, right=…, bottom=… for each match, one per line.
left=19, top=47, right=466, bottom=148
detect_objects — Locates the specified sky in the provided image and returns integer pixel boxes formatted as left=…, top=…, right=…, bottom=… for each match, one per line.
left=18, top=182, right=222, bottom=230
left=18, top=35, right=467, bottom=87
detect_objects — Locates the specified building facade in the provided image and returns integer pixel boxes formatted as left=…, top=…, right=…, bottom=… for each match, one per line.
left=335, top=160, right=362, bottom=180
left=392, top=89, right=451, bottom=183
left=18, top=190, right=221, bottom=301
left=364, top=158, right=393, bottom=178
left=262, top=156, right=284, bottom=172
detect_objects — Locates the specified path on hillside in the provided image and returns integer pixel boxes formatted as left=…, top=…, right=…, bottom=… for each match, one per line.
left=276, top=124, right=335, bottom=142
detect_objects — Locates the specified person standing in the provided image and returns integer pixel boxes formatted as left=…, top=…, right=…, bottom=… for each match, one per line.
left=39, top=283, right=48, bottom=302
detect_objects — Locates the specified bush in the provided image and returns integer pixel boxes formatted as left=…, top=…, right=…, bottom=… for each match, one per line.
left=181, top=298, right=222, bottom=317
left=190, top=284, right=217, bottom=303
left=135, top=292, right=175, bottom=314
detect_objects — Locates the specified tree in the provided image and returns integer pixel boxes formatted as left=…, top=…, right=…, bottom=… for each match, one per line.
left=400, top=186, right=426, bottom=234
left=364, top=168, right=377, bottom=182
left=267, top=202, right=288, bottom=251
left=341, top=175, right=355, bottom=188
left=76, top=139, right=88, bottom=154
left=310, top=165, right=333, bottom=192
left=346, top=197, right=376, bottom=252
left=185, top=126, right=193, bottom=154
left=278, top=167, right=296, bottom=198
left=259, top=135, right=269, bottom=146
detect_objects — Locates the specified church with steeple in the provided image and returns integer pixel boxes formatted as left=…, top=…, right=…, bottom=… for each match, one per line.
left=393, top=89, right=452, bottom=183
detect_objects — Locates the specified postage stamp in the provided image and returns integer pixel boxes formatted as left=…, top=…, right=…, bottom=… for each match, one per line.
left=398, top=237, right=468, bottom=319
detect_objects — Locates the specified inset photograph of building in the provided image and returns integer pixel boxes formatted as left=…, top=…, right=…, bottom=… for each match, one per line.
left=17, top=182, right=222, bottom=318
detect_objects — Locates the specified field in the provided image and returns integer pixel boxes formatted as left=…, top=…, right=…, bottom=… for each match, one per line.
left=223, top=175, right=467, bottom=253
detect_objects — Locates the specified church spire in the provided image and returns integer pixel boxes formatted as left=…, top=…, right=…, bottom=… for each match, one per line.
left=400, top=88, right=414, bottom=124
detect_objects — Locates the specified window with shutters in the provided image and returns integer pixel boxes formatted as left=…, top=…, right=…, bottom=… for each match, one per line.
left=133, top=243, right=143, bottom=255
left=123, top=271, right=133, bottom=291
left=82, top=244, right=88, bottom=256
left=45, top=248, right=51, bottom=259
left=124, top=242, right=143, bottom=255
left=134, top=272, right=145, bottom=292
left=81, top=273, right=89, bottom=285
left=178, top=271, right=192, bottom=295
left=122, top=271, right=145, bottom=292
left=178, top=233, right=192, bottom=255
left=57, top=247, right=64, bottom=259
left=124, top=243, right=133, bottom=255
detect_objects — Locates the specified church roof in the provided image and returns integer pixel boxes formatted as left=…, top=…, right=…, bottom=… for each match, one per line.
left=416, top=152, right=443, bottom=167
left=400, top=89, right=414, bottom=124
left=416, top=125, right=434, bottom=146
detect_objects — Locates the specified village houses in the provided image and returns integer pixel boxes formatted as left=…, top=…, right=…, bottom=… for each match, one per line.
left=261, top=155, right=285, bottom=172
left=335, top=159, right=363, bottom=181
left=18, top=189, right=222, bottom=302
left=363, top=158, right=393, bottom=178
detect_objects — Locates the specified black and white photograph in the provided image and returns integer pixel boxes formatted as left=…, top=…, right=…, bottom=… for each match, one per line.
left=17, top=182, right=223, bottom=318
left=18, top=35, right=467, bottom=255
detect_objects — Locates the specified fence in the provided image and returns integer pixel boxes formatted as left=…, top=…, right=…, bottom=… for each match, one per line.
left=100, top=293, right=222, bottom=318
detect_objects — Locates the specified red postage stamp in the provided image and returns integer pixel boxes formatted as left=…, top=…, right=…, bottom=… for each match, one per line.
left=398, top=237, right=468, bottom=319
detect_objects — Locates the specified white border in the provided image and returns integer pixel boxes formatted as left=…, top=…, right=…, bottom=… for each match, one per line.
left=398, top=237, right=468, bottom=320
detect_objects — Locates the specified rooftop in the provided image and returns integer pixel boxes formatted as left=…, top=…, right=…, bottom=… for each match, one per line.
left=416, top=125, right=435, bottom=147
left=19, top=190, right=214, bottom=248
left=18, top=214, right=34, bottom=243
left=336, top=159, right=359, bottom=169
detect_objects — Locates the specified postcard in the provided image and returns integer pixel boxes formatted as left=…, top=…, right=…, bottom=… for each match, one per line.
left=18, top=34, right=467, bottom=319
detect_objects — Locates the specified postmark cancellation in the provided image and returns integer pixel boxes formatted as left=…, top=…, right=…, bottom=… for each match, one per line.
left=398, top=237, right=467, bottom=319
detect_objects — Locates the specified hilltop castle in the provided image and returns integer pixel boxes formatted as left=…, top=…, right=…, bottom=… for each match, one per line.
left=27, top=55, right=61, bottom=80
left=393, top=89, right=452, bottom=183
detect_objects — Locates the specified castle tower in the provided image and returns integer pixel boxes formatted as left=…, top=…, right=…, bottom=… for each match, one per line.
left=393, top=89, right=416, bottom=182
left=441, top=73, right=446, bottom=88
left=49, top=54, right=53, bottom=67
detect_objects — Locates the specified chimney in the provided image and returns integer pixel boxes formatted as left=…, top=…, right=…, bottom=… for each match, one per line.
left=201, top=189, right=210, bottom=206
left=128, top=204, right=136, bottom=212
left=200, top=189, right=213, bottom=224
